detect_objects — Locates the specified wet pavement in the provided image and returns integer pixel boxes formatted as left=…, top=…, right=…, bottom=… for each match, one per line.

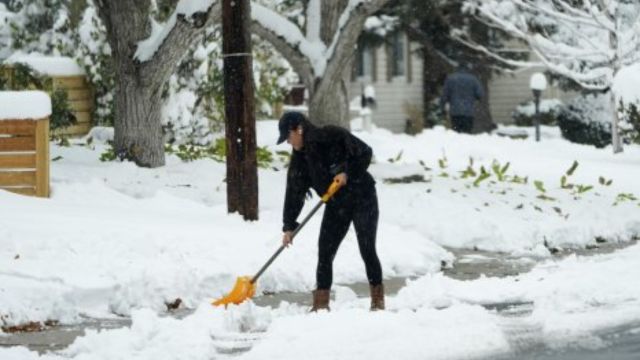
left=1, top=239, right=638, bottom=359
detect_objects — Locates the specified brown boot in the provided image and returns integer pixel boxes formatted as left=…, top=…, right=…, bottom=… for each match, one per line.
left=370, top=284, right=385, bottom=311
left=310, top=289, right=330, bottom=312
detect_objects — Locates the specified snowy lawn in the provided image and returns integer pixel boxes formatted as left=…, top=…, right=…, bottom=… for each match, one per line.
left=1, top=122, right=639, bottom=359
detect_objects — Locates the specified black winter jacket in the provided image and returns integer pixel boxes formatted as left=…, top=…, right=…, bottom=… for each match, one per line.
left=282, top=125, right=375, bottom=232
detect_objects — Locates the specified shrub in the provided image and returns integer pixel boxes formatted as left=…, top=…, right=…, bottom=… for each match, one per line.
left=557, top=94, right=612, bottom=148
left=511, top=99, right=562, bottom=126
left=618, top=101, right=640, bottom=145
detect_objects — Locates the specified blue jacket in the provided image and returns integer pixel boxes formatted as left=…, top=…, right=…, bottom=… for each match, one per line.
left=440, top=69, right=484, bottom=117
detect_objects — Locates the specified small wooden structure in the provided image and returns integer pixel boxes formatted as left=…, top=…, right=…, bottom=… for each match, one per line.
left=52, top=75, right=93, bottom=137
left=0, top=92, right=51, bottom=197
left=3, top=55, right=93, bottom=137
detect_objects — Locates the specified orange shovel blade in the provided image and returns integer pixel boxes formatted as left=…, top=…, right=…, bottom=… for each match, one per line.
left=212, top=276, right=256, bottom=307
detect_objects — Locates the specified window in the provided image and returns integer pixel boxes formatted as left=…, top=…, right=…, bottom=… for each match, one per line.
left=356, top=44, right=374, bottom=79
left=391, top=32, right=405, bottom=77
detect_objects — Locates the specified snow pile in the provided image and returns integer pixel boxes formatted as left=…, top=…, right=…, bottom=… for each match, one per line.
left=613, top=63, right=640, bottom=105
left=0, top=91, right=52, bottom=119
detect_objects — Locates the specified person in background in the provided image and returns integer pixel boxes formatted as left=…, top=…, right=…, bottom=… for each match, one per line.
left=440, top=63, right=484, bottom=134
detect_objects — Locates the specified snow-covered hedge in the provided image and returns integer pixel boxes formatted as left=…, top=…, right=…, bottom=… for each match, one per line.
left=511, top=99, right=562, bottom=127
left=557, top=94, right=612, bottom=148
left=557, top=92, right=640, bottom=148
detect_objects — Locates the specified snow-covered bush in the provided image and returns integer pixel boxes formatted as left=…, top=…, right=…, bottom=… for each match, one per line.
left=618, top=102, right=640, bottom=145
left=511, top=99, right=562, bottom=127
left=6, top=0, right=74, bottom=54
left=73, top=2, right=113, bottom=126
left=613, top=63, right=640, bottom=145
left=557, top=94, right=611, bottom=148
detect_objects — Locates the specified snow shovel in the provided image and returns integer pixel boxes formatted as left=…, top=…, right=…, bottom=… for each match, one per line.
left=212, top=179, right=342, bottom=307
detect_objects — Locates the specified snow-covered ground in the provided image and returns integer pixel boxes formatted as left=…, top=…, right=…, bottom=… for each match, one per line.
left=1, top=122, right=639, bottom=359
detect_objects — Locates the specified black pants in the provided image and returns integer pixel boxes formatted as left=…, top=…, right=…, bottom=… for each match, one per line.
left=316, top=185, right=382, bottom=290
left=451, top=115, right=474, bottom=134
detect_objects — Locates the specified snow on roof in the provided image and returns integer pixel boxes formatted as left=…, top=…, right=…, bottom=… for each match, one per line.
left=0, top=91, right=52, bottom=120
left=613, top=63, right=640, bottom=105
left=4, top=52, right=85, bottom=76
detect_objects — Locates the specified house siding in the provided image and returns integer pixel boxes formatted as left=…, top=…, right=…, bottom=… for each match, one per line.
left=489, top=66, right=574, bottom=124
left=348, top=34, right=423, bottom=133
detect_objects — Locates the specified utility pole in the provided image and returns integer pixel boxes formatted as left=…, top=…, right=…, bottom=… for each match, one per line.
left=222, top=0, right=258, bottom=220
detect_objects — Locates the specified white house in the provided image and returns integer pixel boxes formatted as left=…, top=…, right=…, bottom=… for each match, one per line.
left=347, top=32, right=573, bottom=133
left=348, top=32, right=423, bottom=133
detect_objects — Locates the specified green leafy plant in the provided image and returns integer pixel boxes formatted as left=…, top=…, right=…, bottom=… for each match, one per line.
left=387, top=150, right=403, bottom=163
left=574, top=184, right=593, bottom=194
left=460, top=157, right=476, bottom=178
left=510, top=175, right=528, bottom=184
left=566, top=160, right=579, bottom=176
left=598, top=176, right=613, bottom=186
left=614, top=193, right=638, bottom=206
left=473, top=166, right=490, bottom=187
left=534, top=180, right=546, bottom=193
left=164, top=138, right=275, bottom=168
left=438, top=155, right=448, bottom=169
left=491, top=160, right=510, bottom=181
left=99, top=146, right=117, bottom=162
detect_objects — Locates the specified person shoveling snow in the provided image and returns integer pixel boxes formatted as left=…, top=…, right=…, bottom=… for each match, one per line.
left=277, top=111, right=385, bottom=312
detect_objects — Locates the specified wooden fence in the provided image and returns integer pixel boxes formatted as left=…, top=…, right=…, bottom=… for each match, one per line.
left=0, top=118, right=50, bottom=197
left=52, top=75, right=93, bottom=137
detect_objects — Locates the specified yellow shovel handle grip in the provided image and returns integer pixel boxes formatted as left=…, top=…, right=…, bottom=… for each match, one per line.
left=321, top=179, right=342, bottom=203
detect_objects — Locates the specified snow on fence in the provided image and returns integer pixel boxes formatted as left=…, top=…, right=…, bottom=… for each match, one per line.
left=0, top=91, right=51, bottom=197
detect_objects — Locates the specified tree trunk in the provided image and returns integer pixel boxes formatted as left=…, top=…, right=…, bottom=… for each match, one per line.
left=223, top=0, right=258, bottom=220
left=113, top=68, right=165, bottom=167
left=95, top=0, right=221, bottom=168
left=308, top=77, right=349, bottom=127
left=610, top=90, right=624, bottom=153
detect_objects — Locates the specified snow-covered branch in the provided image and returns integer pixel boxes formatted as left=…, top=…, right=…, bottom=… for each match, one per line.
left=449, top=31, right=542, bottom=69
left=251, top=2, right=324, bottom=81
left=467, top=0, right=640, bottom=152
left=134, top=0, right=220, bottom=62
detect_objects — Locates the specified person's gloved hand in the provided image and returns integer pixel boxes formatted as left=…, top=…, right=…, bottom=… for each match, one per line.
left=333, top=172, right=348, bottom=187
left=282, top=231, right=294, bottom=247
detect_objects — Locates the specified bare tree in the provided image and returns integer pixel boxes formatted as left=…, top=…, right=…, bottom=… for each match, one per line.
left=251, top=0, right=392, bottom=128
left=94, top=0, right=221, bottom=167
left=465, top=0, right=640, bottom=153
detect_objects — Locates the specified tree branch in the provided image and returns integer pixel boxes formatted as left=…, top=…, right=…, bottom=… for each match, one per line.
left=316, top=0, right=391, bottom=97
left=141, top=1, right=222, bottom=89
left=251, top=3, right=316, bottom=86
